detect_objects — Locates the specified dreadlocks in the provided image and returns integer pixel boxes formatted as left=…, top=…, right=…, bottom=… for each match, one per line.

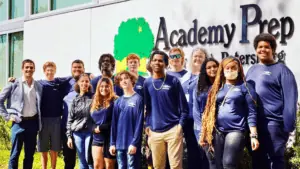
left=199, top=57, right=253, bottom=151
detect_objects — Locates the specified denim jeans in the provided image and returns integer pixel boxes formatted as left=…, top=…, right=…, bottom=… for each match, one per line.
left=117, top=149, right=141, bottom=169
left=250, top=125, right=289, bottom=169
left=73, top=131, right=93, bottom=169
left=9, top=119, right=38, bottom=169
left=214, top=130, right=245, bottom=169
left=194, top=129, right=217, bottom=169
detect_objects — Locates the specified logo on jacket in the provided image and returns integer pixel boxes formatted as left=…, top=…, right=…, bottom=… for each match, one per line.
left=263, top=71, right=272, bottom=75
left=162, top=85, right=171, bottom=90
left=136, top=85, right=143, bottom=89
left=128, top=102, right=136, bottom=107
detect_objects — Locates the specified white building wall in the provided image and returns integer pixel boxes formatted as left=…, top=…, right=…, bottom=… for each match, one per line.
left=24, top=0, right=300, bottom=97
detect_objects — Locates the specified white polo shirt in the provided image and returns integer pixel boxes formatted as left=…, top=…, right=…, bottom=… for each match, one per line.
left=22, top=77, right=37, bottom=117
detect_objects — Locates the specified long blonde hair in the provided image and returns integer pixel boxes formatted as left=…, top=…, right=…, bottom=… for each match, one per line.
left=90, top=77, right=117, bottom=112
left=200, top=57, right=247, bottom=150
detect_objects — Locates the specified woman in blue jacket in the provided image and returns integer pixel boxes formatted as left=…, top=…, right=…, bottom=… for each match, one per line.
left=90, top=77, right=118, bottom=169
left=193, top=57, right=219, bottom=169
left=200, top=57, right=259, bottom=169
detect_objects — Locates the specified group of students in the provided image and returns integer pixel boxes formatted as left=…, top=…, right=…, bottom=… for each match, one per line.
left=0, top=32, right=298, bottom=169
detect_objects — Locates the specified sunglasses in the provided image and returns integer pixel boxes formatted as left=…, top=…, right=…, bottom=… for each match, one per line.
left=169, top=54, right=182, bottom=59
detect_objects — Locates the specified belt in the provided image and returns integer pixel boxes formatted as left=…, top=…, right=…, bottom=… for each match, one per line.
left=22, top=114, right=38, bottom=120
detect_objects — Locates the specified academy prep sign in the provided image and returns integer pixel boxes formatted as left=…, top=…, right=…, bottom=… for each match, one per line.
left=154, top=4, right=295, bottom=65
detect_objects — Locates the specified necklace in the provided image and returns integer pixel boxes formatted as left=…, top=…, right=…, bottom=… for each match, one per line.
left=152, top=74, right=167, bottom=90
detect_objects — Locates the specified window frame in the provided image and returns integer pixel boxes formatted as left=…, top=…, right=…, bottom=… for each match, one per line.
left=0, top=30, right=23, bottom=87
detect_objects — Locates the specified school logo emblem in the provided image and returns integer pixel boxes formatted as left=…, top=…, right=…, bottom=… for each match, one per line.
left=263, top=71, right=272, bottom=75
left=128, top=102, right=136, bottom=107
left=114, top=17, right=154, bottom=76
left=135, top=85, right=143, bottom=89
left=162, top=85, right=171, bottom=90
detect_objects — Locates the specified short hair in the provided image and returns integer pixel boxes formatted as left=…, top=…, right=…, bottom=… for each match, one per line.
left=72, top=59, right=84, bottom=68
left=169, top=47, right=185, bottom=58
left=149, top=50, right=169, bottom=67
left=189, top=47, right=208, bottom=69
left=253, top=33, right=277, bottom=52
left=126, top=53, right=140, bottom=63
left=98, top=53, right=115, bottom=71
left=114, top=70, right=137, bottom=87
left=43, top=61, right=56, bottom=71
left=74, top=73, right=92, bottom=93
left=22, top=59, right=35, bottom=69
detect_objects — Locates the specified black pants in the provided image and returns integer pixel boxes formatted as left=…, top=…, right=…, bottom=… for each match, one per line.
left=62, top=129, right=76, bottom=169
left=249, top=125, right=289, bottom=169
left=214, top=130, right=245, bottom=169
left=183, top=118, right=202, bottom=169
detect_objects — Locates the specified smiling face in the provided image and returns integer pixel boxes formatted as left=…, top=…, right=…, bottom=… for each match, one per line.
left=151, top=54, right=166, bottom=73
left=22, top=63, right=35, bottom=79
left=98, top=81, right=110, bottom=97
left=192, top=50, right=206, bottom=67
left=72, top=63, right=84, bottom=79
left=206, top=61, right=218, bottom=78
left=44, top=66, right=56, bottom=81
left=119, top=73, right=133, bottom=90
left=169, top=50, right=183, bottom=69
left=127, top=59, right=140, bottom=74
left=256, top=41, right=274, bottom=64
left=78, top=75, right=90, bottom=93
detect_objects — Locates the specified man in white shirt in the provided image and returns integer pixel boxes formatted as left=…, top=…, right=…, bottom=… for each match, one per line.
left=0, top=59, right=43, bottom=169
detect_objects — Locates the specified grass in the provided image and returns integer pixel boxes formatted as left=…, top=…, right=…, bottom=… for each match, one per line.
left=0, top=148, right=79, bottom=169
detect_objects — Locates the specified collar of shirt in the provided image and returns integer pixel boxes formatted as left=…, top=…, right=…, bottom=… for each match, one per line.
left=22, top=76, right=35, bottom=88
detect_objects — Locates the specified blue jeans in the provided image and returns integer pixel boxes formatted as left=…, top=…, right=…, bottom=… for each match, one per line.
left=250, top=125, right=289, bottom=169
left=214, top=130, right=245, bottom=169
left=117, top=149, right=141, bottom=169
left=194, top=129, right=217, bottom=169
left=9, top=119, right=38, bottom=169
left=73, top=131, right=93, bottom=169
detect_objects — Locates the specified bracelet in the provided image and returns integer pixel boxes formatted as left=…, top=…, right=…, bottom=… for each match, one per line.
left=250, top=133, right=258, bottom=139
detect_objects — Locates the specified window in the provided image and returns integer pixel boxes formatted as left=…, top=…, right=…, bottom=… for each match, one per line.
left=0, top=0, right=8, bottom=22
left=32, top=0, right=48, bottom=14
left=51, top=0, right=92, bottom=10
left=9, top=32, right=23, bottom=78
left=10, top=0, right=25, bottom=19
left=0, top=35, right=7, bottom=89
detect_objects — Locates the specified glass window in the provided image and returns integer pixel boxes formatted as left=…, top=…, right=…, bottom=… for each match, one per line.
left=52, top=0, right=92, bottom=10
left=0, top=0, right=8, bottom=22
left=9, top=32, right=23, bottom=78
left=10, top=0, right=24, bottom=19
left=32, top=0, right=48, bottom=14
left=0, top=34, right=7, bottom=89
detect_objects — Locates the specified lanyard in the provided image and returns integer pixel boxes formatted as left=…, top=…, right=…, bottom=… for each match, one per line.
left=220, top=85, right=234, bottom=106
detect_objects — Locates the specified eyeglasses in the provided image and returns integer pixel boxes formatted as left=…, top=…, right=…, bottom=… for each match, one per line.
left=169, top=54, right=182, bottom=59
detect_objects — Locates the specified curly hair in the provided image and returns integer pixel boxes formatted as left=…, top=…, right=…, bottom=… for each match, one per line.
left=196, top=58, right=219, bottom=95
left=200, top=57, right=246, bottom=151
left=98, top=53, right=115, bottom=71
left=253, top=33, right=277, bottom=53
left=114, top=70, right=138, bottom=88
left=90, top=77, right=118, bottom=112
